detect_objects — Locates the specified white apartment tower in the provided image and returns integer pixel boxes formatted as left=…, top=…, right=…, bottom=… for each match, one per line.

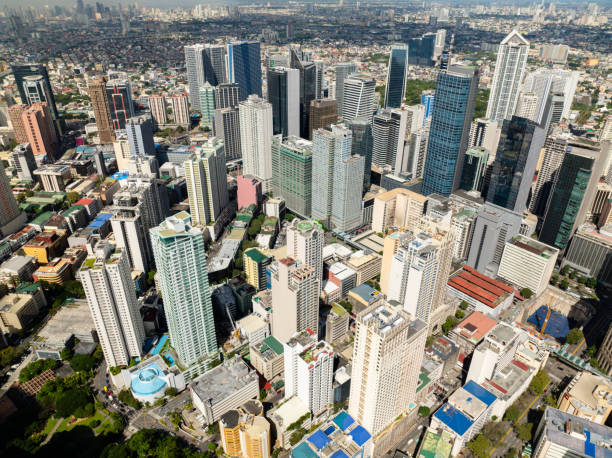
left=79, top=243, right=145, bottom=367
left=169, top=93, right=190, bottom=127
left=148, top=94, right=167, bottom=128
left=486, top=30, right=529, bottom=122
left=239, top=95, right=273, bottom=191
left=342, top=74, right=376, bottom=123
left=286, top=219, right=324, bottom=286
left=349, top=301, right=427, bottom=436
left=185, top=138, right=229, bottom=226
left=333, top=62, right=357, bottom=117
left=150, top=212, right=217, bottom=366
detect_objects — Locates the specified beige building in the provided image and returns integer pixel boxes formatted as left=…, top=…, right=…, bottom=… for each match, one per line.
left=325, top=303, right=350, bottom=343
left=0, top=293, right=40, bottom=334
left=219, top=402, right=270, bottom=458
left=250, top=335, right=284, bottom=381
left=598, top=323, right=612, bottom=376
left=371, top=188, right=427, bottom=234
left=270, top=258, right=319, bottom=343
left=380, top=232, right=404, bottom=295
left=343, top=250, right=382, bottom=285
left=557, top=372, right=612, bottom=425
left=244, top=248, right=271, bottom=292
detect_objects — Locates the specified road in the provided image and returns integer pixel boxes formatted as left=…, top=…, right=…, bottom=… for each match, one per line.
left=0, top=351, right=35, bottom=395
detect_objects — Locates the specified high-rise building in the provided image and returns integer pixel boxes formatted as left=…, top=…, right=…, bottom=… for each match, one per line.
left=598, top=323, right=612, bottom=375
left=342, top=74, right=376, bottom=123
left=21, top=75, right=54, bottom=107
left=215, top=83, right=242, bottom=109
left=371, top=188, right=427, bottom=233
left=168, top=93, right=190, bottom=127
left=372, top=108, right=407, bottom=173
left=469, top=118, right=502, bottom=158
left=184, top=138, right=229, bottom=226
left=79, top=243, right=145, bottom=367
left=311, top=125, right=364, bottom=232
left=106, top=79, right=134, bottom=131
left=266, top=67, right=300, bottom=137
left=515, top=91, right=539, bottom=122
left=348, top=117, right=374, bottom=191
left=521, top=69, right=579, bottom=124
left=460, top=146, right=489, bottom=192
left=22, top=102, right=60, bottom=159
left=289, top=47, right=317, bottom=139
left=199, top=82, right=216, bottom=129
left=286, top=219, right=324, bottom=285
left=219, top=407, right=271, bottom=458
left=309, top=99, right=338, bottom=140
left=384, top=44, right=409, bottom=108
left=485, top=116, right=546, bottom=212
left=486, top=30, right=529, bottom=122
left=150, top=212, right=217, bottom=366
left=11, top=143, right=37, bottom=181
left=214, top=107, right=241, bottom=161
left=148, top=94, right=167, bottom=128
left=88, top=76, right=115, bottom=142
left=271, top=259, right=320, bottom=343
left=239, top=95, right=273, bottom=191
left=540, top=141, right=606, bottom=251
left=227, top=41, right=262, bottom=100
left=244, top=248, right=271, bottom=292
left=282, top=328, right=317, bottom=399
left=12, top=64, right=60, bottom=133
left=0, top=160, right=26, bottom=237
left=126, top=115, right=155, bottom=158
left=409, top=33, right=437, bottom=66
left=184, top=44, right=228, bottom=111
left=539, top=91, right=565, bottom=133
left=539, top=44, right=569, bottom=64
left=421, top=92, right=435, bottom=121
left=422, top=66, right=479, bottom=196
left=8, top=104, right=29, bottom=144
left=271, top=136, right=312, bottom=217
left=333, top=62, right=357, bottom=117
left=314, top=61, right=324, bottom=100
left=349, top=300, right=427, bottom=436
left=283, top=331, right=334, bottom=414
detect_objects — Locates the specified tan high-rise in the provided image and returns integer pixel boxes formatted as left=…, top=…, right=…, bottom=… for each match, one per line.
left=22, top=103, right=59, bottom=159
left=8, top=104, right=28, bottom=144
left=88, top=76, right=114, bottom=142
left=309, top=99, right=338, bottom=139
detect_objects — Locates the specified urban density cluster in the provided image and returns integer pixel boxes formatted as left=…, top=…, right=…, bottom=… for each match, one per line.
left=0, top=1, right=612, bottom=457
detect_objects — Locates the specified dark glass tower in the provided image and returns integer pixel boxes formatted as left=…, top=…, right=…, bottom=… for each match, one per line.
left=422, top=66, right=478, bottom=197
left=267, top=67, right=299, bottom=137
left=349, top=117, right=374, bottom=192
left=289, top=47, right=317, bottom=139
left=228, top=41, right=262, bottom=101
left=12, top=64, right=61, bottom=133
left=384, top=45, right=408, bottom=108
left=408, top=34, right=436, bottom=67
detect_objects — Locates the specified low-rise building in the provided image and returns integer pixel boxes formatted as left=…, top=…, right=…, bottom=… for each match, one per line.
left=23, top=230, right=68, bottom=264
left=33, top=258, right=72, bottom=285
left=33, top=164, right=71, bottom=191
left=466, top=323, right=521, bottom=384
left=190, top=356, right=259, bottom=425
left=343, top=250, right=382, bottom=285
left=416, top=428, right=455, bottom=458
left=268, top=396, right=311, bottom=449
left=448, top=311, right=498, bottom=356
left=325, top=303, right=350, bottom=343
left=557, top=372, right=612, bottom=425
left=482, top=359, right=536, bottom=419
left=244, top=248, right=272, bottom=292
left=562, top=224, right=612, bottom=287
left=0, top=255, right=37, bottom=286
left=250, top=335, right=284, bottom=381
left=347, top=283, right=381, bottom=314
left=237, top=313, right=270, bottom=345
left=0, top=293, right=40, bottom=334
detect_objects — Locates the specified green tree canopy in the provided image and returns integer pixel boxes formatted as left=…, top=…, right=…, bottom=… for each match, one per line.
left=529, top=370, right=550, bottom=395
left=503, top=404, right=521, bottom=423
left=467, top=434, right=491, bottom=458
left=520, top=288, right=533, bottom=299
left=566, top=328, right=584, bottom=345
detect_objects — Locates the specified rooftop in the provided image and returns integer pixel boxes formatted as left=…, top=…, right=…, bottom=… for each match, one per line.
left=0, top=293, right=33, bottom=314
left=418, top=428, right=454, bottom=458
left=448, top=266, right=513, bottom=309
left=564, top=372, right=612, bottom=418
left=269, top=395, right=310, bottom=428
left=190, top=356, right=258, bottom=405
left=483, top=360, right=534, bottom=400
left=244, top=248, right=269, bottom=264
left=451, top=311, right=498, bottom=344
left=509, top=234, right=559, bottom=259
left=33, top=299, right=94, bottom=346
left=236, top=313, right=268, bottom=335
left=0, top=255, right=36, bottom=273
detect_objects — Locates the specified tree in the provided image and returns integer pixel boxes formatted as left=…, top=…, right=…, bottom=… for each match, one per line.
left=560, top=265, right=570, bottom=276
left=455, top=309, right=465, bottom=319
left=259, top=388, right=267, bottom=401
left=55, top=388, right=91, bottom=417
left=586, top=277, right=597, bottom=288
left=515, top=422, right=533, bottom=442
left=566, top=328, right=584, bottom=345
left=147, top=270, right=156, bottom=286
left=550, top=273, right=559, bottom=284
left=64, top=280, right=85, bottom=298
left=504, top=404, right=521, bottom=423
left=529, top=370, right=549, bottom=395
left=586, top=345, right=597, bottom=358
left=418, top=406, right=430, bottom=417
left=425, top=335, right=435, bottom=347
left=559, top=279, right=569, bottom=290
left=69, top=354, right=97, bottom=372
left=544, top=393, right=557, bottom=407
left=569, top=269, right=578, bottom=280
left=0, top=346, right=23, bottom=368
left=65, top=191, right=80, bottom=205
left=118, top=389, right=142, bottom=409
left=442, top=316, right=459, bottom=335
left=165, top=387, right=177, bottom=396
left=459, top=300, right=468, bottom=310
left=60, top=347, right=74, bottom=360
left=19, top=359, right=60, bottom=383
left=467, top=434, right=491, bottom=458
left=505, top=449, right=517, bottom=458
left=520, top=288, right=533, bottom=299
left=101, top=429, right=200, bottom=457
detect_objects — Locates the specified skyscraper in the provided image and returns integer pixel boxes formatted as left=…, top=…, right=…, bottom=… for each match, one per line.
left=215, top=83, right=241, bottom=109
left=151, top=212, right=217, bottom=366
left=311, top=125, right=364, bottom=232
left=213, top=107, right=241, bottom=161
left=184, top=44, right=228, bottom=111
left=384, top=44, right=409, bottom=108
left=148, top=94, right=167, bottom=128
left=199, top=82, right=216, bottom=129
left=22, top=102, right=60, bottom=159
left=239, top=95, right=273, bottom=191
left=266, top=67, right=300, bottom=137
left=184, top=138, right=229, bottom=226
left=271, top=136, right=313, bottom=217
left=11, top=143, right=37, bottom=182
left=79, top=243, right=145, bottom=367
left=521, top=69, right=579, bottom=124
left=0, top=160, right=26, bottom=237
left=486, top=30, right=529, bottom=122
left=12, top=64, right=60, bottom=133
left=227, top=41, right=262, bottom=100
left=106, top=79, right=134, bottom=131
left=271, top=259, right=320, bottom=343
left=372, top=108, right=408, bottom=173
left=342, top=74, right=376, bottom=123
left=168, top=93, right=190, bottom=127
left=7, top=104, right=28, bottom=144
left=309, top=99, right=338, bottom=140
left=286, top=219, right=324, bottom=285
left=290, top=47, right=317, bottom=139
left=540, top=140, right=606, bottom=251
left=88, top=76, right=115, bottom=142
left=422, top=66, right=479, bottom=196
left=348, top=117, right=374, bottom=191
left=314, top=61, right=325, bottom=100
left=126, top=115, right=155, bottom=158
left=333, top=62, right=356, bottom=117
left=485, top=116, right=546, bottom=212
left=348, top=301, right=427, bottom=436
left=460, top=146, right=489, bottom=192
left=408, top=33, right=437, bottom=66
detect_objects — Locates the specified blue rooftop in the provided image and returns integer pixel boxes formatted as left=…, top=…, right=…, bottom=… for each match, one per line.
left=349, top=425, right=371, bottom=447
left=329, top=451, right=349, bottom=458
left=434, top=403, right=474, bottom=436
left=130, top=361, right=167, bottom=396
left=112, top=172, right=129, bottom=181
left=333, top=411, right=355, bottom=431
left=463, top=380, right=497, bottom=406
left=323, top=425, right=336, bottom=436
left=88, top=213, right=112, bottom=229
left=307, top=430, right=331, bottom=451
left=292, top=442, right=318, bottom=458
left=349, top=283, right=377, bottom=303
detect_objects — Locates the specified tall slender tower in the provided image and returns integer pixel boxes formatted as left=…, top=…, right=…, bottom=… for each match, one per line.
left=150, top=212, right=217, bottom=366
left=286, top=219, right=324, bottom=286
left=106, top=79, right=134, bottom=131
left=0, top=160, right=26, bottom=236
left=333, top=62, right=356, bottom=117
left=22, top=102, right=60, bottom=159
left=199, top=82, right=216, bottom=129
left=227, top=41, right=262, bottom=100
left=289, top=47, right=317, bottom=139
left=384, top=44, right=409, bottom=109
left=266, top=67, right=300, bottom=137
left=486, top=30, right=529, bottom=122
left=342, top=74, right=376, bottom=123
left=184, top=44, right=227, bottom=111
left=79, top=243, right=145, bottom=367
left=148, top=94, right=167, bottom=128
left=88, top=76, right=115, bottom=142
left=239, top=95, right=273, bottom=192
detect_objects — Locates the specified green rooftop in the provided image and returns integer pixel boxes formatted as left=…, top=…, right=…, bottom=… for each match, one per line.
left=245, top=248, right=269, bottom=263
left=15, top=282, right=40, bottom=294
left=30, top=211, right=54, bottom=226
left=62, top=204, right=84, bottom=216
left=419, top=429, right=453, bottom=458
left=331, top=303, right=348, bottom=317
left=260, top=336, right=284, bottom=355
left=416, top=371, right=431, bottom=393
left=83, top=258, right=95, bottom=269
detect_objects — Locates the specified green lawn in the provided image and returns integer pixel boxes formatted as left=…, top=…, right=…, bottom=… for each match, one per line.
left=42, top=417, right=60, bottom=436
left=54, top=410, right=108, bottom=434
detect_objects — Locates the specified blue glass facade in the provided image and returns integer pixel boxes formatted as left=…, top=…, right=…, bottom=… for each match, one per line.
left=421, top=93, right=435, bottom=121
left=384, top=45, right=408, bottom=109
left=228, top=41, right=262, bottom=101
left=421, top=66, right=478, bottom=197
left=408, top=34, right=436, bottom=67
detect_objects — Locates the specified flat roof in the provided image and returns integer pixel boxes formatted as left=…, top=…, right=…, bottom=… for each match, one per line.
left=448, top=266, right=513, bottom=309
left=237, top=313, right=268, bottom=334
left=270, top=395, right=309, bottom=427
left=509, top=234, right=559, bottom=258
left=33, top=300, right=94, bottom=345
left=452, top=312, right=498, bottom=344
left=190, top=357, right=258, bottom=405
left=419, top=428, right=454, bottom=458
